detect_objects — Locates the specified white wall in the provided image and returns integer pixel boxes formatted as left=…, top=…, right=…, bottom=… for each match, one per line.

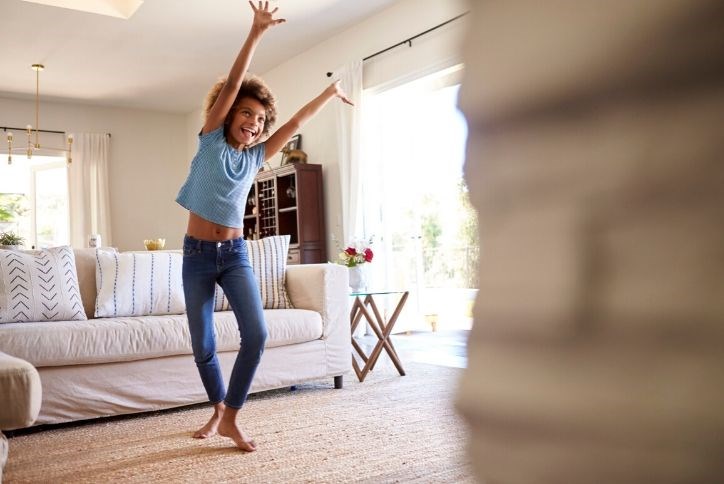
left=0, top=97, right=188, bottom=251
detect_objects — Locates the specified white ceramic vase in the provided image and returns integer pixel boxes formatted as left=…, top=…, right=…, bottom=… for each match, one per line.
left=348, top=265, right=367, bottom=293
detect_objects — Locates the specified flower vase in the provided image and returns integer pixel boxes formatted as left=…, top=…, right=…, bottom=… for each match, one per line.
left=348, top=265, right=367, bottom=293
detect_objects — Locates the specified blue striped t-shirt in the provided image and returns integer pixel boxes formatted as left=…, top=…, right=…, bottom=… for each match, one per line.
left=176, top=127, right=265, bottom=228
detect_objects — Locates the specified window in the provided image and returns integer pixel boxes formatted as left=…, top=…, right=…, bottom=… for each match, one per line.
left=361, top=65, right=477, bottom=332
left=0, top=155, right=70, bottom=248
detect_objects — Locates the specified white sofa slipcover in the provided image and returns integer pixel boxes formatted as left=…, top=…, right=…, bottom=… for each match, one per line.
left=0, top=248, right=351, bottom=426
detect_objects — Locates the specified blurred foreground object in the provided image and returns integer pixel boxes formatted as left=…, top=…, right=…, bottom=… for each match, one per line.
left=456, top=1, right=724, bottom=482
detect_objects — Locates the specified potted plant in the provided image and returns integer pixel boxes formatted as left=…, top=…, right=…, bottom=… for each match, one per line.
left=0, top=231, right=25, bottom=250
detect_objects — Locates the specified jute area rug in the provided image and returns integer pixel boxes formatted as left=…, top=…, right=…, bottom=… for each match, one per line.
left=5, top=362, right=473, bottom=483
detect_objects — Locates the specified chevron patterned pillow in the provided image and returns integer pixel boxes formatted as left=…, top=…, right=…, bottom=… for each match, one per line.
left=0, top=246, right=87, bottom=323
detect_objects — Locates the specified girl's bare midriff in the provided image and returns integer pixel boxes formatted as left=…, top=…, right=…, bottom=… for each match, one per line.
left=186, top=211, right=243, bottom=241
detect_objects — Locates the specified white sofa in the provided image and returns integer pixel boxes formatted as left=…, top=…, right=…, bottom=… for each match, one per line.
left=0, top=248, right=351, bottom=427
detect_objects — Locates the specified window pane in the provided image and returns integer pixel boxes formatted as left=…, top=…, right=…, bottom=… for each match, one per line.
left=361, top=68, right=477, bottom=332
left=1, top=156, right=69, bottom=248
left=34, top=165, right=69, bottom=247
left=0, top=162, right=31, bottom=240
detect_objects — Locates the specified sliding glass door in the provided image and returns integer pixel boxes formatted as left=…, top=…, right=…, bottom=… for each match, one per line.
left=361, top=66, right=477, bottom=332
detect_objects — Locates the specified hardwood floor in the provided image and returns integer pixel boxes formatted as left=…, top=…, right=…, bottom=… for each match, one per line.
left=354, top=329, right=469, bottom=369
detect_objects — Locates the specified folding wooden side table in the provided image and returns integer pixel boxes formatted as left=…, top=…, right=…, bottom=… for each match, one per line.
left=349, top=290, right=409, bottom=382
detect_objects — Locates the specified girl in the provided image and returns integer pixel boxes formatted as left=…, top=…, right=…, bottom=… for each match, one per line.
left=176, top=1, right=352, bottom=451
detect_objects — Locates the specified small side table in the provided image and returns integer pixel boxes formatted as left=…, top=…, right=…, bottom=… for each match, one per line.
left=350, top=290, right=409, bottom=382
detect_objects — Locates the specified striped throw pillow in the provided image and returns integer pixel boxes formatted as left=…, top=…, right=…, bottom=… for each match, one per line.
left=213, top=235, right=293, bottom=310
left=0, top=246, right=86, bottom=323
left=94, top=250, right=185, bottom=317
left=248, top=235, right=293, bottom=309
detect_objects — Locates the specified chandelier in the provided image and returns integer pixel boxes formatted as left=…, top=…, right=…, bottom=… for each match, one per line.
left=4, top=64, right=73, bottom=165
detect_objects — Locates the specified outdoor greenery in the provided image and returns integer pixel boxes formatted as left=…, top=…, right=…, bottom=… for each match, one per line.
left=0, top=193, right=28, bottom=222
left=456, top=180, right=479, bottom=288
left=420, top=194, right=442, bottom=274
left=390, top=178, right=478, bottom=290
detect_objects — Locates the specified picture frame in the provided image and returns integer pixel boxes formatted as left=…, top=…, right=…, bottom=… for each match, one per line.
left=280, top=134, right=302, bottom=166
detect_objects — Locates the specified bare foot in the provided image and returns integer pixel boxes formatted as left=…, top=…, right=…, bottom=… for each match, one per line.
left=218, top=419, right=257, bottom=452
left=193, top=403, right=224, bottom=439
left=193, top=415, right=220, bottom=438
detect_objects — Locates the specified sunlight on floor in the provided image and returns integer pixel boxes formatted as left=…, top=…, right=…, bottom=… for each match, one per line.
left=356, top=329, right=469, bottom=370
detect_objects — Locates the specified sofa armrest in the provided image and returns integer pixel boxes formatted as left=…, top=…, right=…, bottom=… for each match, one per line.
left=286, top=263, right=348, bottom=337
left=0, top=351, right=42, bottom=430
left=286, top=264, right=351, bottom=377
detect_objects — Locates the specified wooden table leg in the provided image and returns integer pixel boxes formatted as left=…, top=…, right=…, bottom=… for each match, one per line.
left=366, top=292, right=407, bottom=375
left=350, top=298, right=369, bottom=381
left=350, top=292, right=409, bottom=381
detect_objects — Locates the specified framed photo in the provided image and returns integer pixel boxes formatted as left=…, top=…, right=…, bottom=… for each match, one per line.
left=280, top=134, right=302, bottom=166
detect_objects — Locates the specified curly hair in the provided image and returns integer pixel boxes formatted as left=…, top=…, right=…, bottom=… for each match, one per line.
left=203, top=75, right=277, bottom=138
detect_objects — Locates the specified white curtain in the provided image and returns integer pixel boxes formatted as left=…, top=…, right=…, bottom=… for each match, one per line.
left=333, top=60, right=364, bottom=246
left=68, top=133, right=112, bottom=248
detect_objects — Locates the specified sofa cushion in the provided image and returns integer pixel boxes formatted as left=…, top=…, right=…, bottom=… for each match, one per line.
left=247, top=235, right=293, bottom=310
left=0, top=309, right=323, bottom=367
left=74, top=247, right=115, bottom=319
left=0, top=246, right=86, bottom=324
left=95, top=250, right=185, bottom=318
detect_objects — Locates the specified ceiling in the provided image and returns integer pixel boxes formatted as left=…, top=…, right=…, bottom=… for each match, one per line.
left=1, top=0, right=401, bottom=113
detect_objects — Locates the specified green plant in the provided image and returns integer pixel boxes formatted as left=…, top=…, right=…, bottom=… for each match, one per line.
left=0, top=231, right=24, bottom=246
left=0, top=194, right=29, bottom=222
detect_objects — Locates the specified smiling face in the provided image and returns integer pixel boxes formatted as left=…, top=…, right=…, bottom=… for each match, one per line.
left=226, top=97, right=267, bottom=149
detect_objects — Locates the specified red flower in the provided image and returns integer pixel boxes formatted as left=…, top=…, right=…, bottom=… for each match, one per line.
left=337, top=240, right=374, bottom=267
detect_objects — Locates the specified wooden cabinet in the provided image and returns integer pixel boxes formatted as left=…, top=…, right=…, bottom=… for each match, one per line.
left=243, top=163, right=326, bottom=264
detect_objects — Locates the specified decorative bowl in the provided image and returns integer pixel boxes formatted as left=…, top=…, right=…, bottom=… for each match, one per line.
left=143, top=238, right=166, bottom=250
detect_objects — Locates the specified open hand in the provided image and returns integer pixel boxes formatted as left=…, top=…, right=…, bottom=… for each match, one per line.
left=329, top=80, right=354, bottom=106
left=249, top=1, right=285, bottom=32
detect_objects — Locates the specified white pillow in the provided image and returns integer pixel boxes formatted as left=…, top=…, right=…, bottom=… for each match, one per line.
left=0, top=246, right=86, bottom=323
left=247, top=235, right=293, bottom=309
left=213, top=283, right=230, bottom=312
left=95, top=250, right=185, bottom=318
left=212, top=236, right=293, bottom=310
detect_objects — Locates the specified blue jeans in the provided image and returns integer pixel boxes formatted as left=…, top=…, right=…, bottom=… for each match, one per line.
left=182, top=235, right=267, bottom=409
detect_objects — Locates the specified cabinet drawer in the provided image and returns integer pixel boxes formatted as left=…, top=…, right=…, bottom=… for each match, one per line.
left=287, top=249, right=301, bottom=265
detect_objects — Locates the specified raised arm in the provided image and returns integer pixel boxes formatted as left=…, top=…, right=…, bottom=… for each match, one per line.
left=203, top=1, right=285, bottom=134
left=264, top=81, right=353, bottom=160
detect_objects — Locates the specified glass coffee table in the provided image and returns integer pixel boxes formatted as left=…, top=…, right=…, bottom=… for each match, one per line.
left=349, top=290, right=409, bottom=382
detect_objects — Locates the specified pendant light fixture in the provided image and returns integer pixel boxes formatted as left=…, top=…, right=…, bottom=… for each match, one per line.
left=4, top=64, right=73, bottom=165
